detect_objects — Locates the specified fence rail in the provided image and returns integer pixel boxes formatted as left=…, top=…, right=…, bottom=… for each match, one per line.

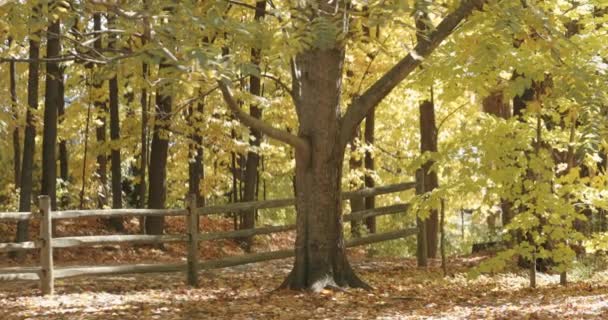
left=0, top=182, right=416, bottom=295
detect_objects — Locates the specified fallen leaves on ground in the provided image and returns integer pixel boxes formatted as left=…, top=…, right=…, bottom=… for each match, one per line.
left=2, top=257, right=608, bottom=320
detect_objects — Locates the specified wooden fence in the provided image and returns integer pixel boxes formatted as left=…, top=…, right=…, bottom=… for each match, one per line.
left=0, top=182, right=417, bottom=295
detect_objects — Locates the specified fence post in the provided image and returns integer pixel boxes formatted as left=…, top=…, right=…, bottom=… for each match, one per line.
left=186, top=194, right=199, bottom=287
left=39, top=195, right=54, bottom=295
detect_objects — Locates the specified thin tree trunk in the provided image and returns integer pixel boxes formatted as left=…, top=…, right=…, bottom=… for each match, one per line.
left=188, top=101, right=204, bottom=206
left=529, top=113, right=543, bottom=288
left=240, top=0, right=267, bottom=252
left=15, top=14, right=40, bottom=251
left=419, top=99, right=439, bottom=259
left=58, top=66, right=69, bottom=208
left=440, top=198, right=447, bottom=276
left=41, top=13, right=61, bottom=212
left=79, top=93, right=92, bottom=210
left=138, top=0, right=151, bottom=228
left=414, top=3, right=439, bottom=259
left=349, top=129, right=365, bottom=238
left=416, top=169, right=428, bottom=267
left=231, top=146, right=239, bottom=230
left=137, top=63, right=150, bottom=233
left=8, top=37, right=21, bottom=191
left=138, top=65, right=148, bottom=207
left=364, top=110, right=376, bottom=233
left=93, top=13, right=108, bottom=210
left=108, top=14, right=123, bottom=231
left=146, top=63, right=172, bottom=235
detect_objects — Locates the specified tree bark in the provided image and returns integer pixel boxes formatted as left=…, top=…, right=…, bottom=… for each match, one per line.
left=364, top=110, right=376, bottom=233
left=239, top=0, right=267, bottom=252
left=146, top=64, right=172, bottom=235
left=419, top=100, right=439, bottom=259
left=93, top=13, right=108, bottom=211
left=108, top=14, right=123, bottom=231
left=416, top=170, right=428, bottom=268
left=279, top=48, right=369, bottom=291
left=58, top=66, right=69, bottom=208
left=79, top=94, right=92, bottom=210
left=188, top=101, right=204, bottom=206
left=219, top=0, right=491, bottom=291
left=8, top=37, right=21, bottom=191
left=482, top=90, right=510, bottom=119
left=41, top=13, right=61, bottom=211
left=15, top=16, right=40, bottom=249
left=136, top=3, right=151, bottom=235
left=349, top=129, right=366, bottom=238
left=138, top=62, right=149, bottom=208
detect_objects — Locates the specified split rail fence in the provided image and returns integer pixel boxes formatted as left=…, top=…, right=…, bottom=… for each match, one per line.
left=0, top=182, right=417, bottom=295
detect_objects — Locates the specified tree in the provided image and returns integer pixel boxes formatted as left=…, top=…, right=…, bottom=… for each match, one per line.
left=92, top=13, right=108, bottom=211
left=363, top=110, right=376, bottom=233
left=188, top=100, right=204, bottom=206
left=57, top=65, right=68, bottom=207
left=220, top=0, right=491, bottom=290
left=41, top=4, right=62, bottom=212
left=16, top=4, right=41, bottom=246
left=418, top=99, right=439, bottom=259
left=348, top=128, right=365, bottom=238
left=146, top=62, right=173, bottom=235
left=136, top=4, right=151, bottom=227
left=239, top=0, right=267, bottom=252
left=108, top=13, right=123, bottom=231
left=8, top=37, right=20, bottom=191
left=415, top=4, right=439, bottom=259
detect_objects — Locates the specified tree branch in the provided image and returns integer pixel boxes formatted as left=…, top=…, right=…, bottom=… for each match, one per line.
left=261, top=73, right=296, bottom=101
left=218, top=79, right=310, bottom=156
left=339, top=0, right=489, bottom=147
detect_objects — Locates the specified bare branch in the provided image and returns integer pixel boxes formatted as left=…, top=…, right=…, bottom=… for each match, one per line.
left=261, top=73, right=296, bottom=101
left=339, top=0, right=490, bottom=147
left=0, top=55, right=77, bottom=63
left=436, top=102, right=467, bottom=133
left=218, top=79, right=310, bottom=155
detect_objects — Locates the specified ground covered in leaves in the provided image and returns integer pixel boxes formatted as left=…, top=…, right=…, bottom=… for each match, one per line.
left=2, top=218, right=608, bottom=319
left=2, top=257, right=608, bottom=319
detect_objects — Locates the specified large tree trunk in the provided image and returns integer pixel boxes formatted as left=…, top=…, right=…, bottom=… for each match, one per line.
left=146, top=64, right=172, bottom=235
left=419, top=100, right=439, bottom=258
left=108, top=15, right=124, bottom=231
left=15, top=25, right=40, bottom=248
left=280, top=49, right=368, bottom=291
left=41, top=15, right=61, bottom=212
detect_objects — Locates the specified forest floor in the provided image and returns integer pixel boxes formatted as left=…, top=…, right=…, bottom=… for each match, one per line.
left=2, top=218, right=608, bottom=319
left=2, top=257, right=608, bottom=319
